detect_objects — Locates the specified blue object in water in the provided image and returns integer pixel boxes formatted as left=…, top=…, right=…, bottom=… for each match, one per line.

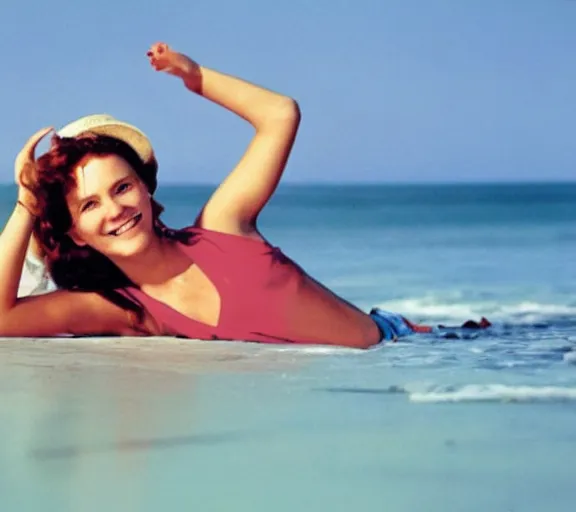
left=369, top=308, right=414, bottom=341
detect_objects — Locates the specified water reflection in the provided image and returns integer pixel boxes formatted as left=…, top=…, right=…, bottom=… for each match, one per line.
left=1, top=337, right=301, bottom=510
left=31, top=431, right=250, bottom=460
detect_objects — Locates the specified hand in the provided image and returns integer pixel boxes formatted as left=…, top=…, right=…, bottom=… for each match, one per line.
left=15, top=126, right=52, bottom=213
left=147, top=42, right=201, bottom=90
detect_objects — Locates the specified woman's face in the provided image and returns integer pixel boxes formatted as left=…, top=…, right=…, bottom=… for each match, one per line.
left=66, top=154, right=155, bottom=259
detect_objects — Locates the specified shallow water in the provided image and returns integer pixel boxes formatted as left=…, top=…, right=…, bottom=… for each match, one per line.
left=2, top=336, right=575, bottom=512
left=1, top=183, right=575, bottom=511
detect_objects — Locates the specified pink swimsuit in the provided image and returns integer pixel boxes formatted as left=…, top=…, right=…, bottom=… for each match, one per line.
left=119, top=227, right=312, bottom=343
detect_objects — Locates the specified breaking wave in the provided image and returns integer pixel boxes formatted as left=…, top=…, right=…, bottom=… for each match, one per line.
left=408, top=383, right=576, bottom=403
left=374, top=296, right=576, bottom=326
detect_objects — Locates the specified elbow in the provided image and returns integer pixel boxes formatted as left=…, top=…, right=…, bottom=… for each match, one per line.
left=263, top=97, right=301, bottom=128
left=0, top=317, right=13, bottom=337
left=0, top=309, right=11, bottom=335
left=281, top=97, right=301, bottom=123
left=281, top=97, right=301, bottom=125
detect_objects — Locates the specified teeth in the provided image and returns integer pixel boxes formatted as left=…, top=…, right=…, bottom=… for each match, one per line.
left=110, top=215, right=140, bottom=236
left=115, top=219, right=136, bottom=235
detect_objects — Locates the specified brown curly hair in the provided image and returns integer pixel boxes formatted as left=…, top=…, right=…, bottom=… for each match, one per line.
left=26, top=133, right=193, bottom=324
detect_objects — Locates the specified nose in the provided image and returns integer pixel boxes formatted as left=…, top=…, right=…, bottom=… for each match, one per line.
left=104, top=196, right=125, bottom=220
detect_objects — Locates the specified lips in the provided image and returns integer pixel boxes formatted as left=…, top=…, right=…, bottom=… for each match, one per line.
left=107, top=213, right=143, bottom=236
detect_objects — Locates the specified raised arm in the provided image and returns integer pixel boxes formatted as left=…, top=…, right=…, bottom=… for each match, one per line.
left=0, top=127, right=53, bottom=313
left=147, top=42, right=301, bottom=237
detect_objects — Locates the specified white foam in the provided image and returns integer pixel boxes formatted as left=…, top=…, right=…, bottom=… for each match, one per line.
left=409, top=384, right=576, bottom=403
left=374, top=296, right=576, bottom=324
left=271, top=345, right=362, bottom=355
left=375, top=296, right=479, bottom=321
left=498, top=302, right=576, bottom=323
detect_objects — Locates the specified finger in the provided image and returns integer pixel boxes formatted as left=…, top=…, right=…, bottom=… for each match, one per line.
left=16, top=127, right=53, bottom=170
left=147, top=50, right=161, bottom=62
left=148, top=43, right=159, bottom=56
left=148, top=54, right=169, bottom=71
left=149, top=42, right=170, bottom=56
left=21, top=127, right=53, bottom=159
left=150, top=59, right=165, bottom=71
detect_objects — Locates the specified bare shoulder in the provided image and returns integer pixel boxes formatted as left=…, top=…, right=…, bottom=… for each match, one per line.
left=0, top=290, right=151, bottom=337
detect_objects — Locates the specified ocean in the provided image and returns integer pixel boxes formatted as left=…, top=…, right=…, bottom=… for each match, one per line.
left=1, top=182, right=575, bottom=511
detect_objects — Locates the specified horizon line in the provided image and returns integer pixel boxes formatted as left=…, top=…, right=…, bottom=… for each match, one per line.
left=1, top=179, right=575, bottom=187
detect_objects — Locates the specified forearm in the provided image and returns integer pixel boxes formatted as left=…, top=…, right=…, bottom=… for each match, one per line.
left=185, top=66, right=298, bottom=131
left=0, top=203, right=36, bottom=311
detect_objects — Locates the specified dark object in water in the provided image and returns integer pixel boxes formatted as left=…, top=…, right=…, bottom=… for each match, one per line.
left=439, top=316, right=492, bottom=330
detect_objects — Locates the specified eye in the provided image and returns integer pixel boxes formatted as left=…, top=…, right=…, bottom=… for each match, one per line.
left=80, top=200, right=97, bottom=212
left=116, top=182, right=132, bottom=194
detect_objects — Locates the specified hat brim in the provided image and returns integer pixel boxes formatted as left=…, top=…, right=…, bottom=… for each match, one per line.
left=57, top=118, right=154, bottom=164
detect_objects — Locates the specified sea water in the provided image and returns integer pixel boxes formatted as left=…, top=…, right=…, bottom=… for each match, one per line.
left=1, top=183, right=575, bottom=511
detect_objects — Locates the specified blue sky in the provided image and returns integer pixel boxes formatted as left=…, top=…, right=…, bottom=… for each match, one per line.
left=1, top=0, right=575, bottom=183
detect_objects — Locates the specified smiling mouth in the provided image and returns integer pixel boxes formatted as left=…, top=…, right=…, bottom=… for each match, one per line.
left=108, top=213, right=143, bottom=236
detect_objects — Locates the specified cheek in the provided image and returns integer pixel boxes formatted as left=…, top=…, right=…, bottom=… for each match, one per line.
left=138, top=187, right=151, bottom=205
left=73, top=213, right=103, bottom=241
left=124, top=184, right=148, bottom=209
left=138, top=192, right=153, bottom=215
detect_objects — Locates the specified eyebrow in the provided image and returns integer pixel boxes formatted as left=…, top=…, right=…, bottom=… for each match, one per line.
left=76, top=176, right=133, bottom=206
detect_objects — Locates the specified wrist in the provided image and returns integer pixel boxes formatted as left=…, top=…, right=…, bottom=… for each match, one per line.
left=181, top=65, right=203, bottom=94
left=16, top=189, right=37, bottom=217
left=16, top=200, right=36, bottom=218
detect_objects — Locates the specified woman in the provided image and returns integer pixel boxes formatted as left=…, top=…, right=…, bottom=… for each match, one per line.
left=4, top=43, right=487, bottom=347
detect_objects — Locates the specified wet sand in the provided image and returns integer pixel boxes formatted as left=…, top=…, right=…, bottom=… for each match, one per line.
left=2, top=337, right=575, bottom=512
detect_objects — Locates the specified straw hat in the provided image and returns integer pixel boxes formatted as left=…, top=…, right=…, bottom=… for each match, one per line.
left=57, top=114, right=154, bottom=163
